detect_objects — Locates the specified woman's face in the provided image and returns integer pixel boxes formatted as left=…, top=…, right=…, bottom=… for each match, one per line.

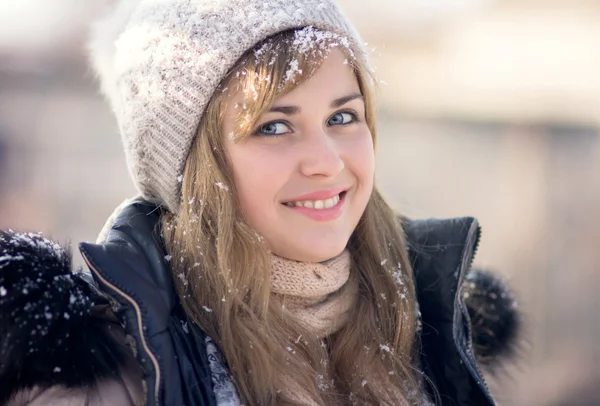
left=223, top=49, right=374, bottom=262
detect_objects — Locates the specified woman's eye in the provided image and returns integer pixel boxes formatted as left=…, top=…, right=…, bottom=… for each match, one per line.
left=256, top=122, right=290, bottom=136
left=328, top=112, right=356, bottom=126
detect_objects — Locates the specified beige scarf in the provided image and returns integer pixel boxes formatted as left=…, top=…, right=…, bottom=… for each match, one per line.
left=269, top=251, right=420, bottom=406
left=271, top=250, right=357, bottom=339
left=270, top=250, right=357, bottom=405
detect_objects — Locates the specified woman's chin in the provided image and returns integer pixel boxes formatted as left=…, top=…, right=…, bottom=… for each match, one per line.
left=271, top=241, right=349, bottom=263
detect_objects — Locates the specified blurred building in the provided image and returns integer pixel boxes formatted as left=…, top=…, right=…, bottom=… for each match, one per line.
left=0, top=1, right=599, bottom=404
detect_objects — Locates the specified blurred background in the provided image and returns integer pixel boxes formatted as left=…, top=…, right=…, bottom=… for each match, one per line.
left=0, top=1, right=598, bottom=404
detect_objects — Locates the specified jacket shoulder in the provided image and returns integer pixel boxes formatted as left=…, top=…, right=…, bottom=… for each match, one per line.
left=402, top=216, right=480, bottom=252
left=79, top=198, right=217, bottom=406
left=403, top=217, right=519, bottom=366
left=79, top=198, right=174, bottom=318
left=402, top=217, right=480, bottom=322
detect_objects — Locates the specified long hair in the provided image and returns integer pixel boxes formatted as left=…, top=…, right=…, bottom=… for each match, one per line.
left=161, top=28, right=427, bottom=405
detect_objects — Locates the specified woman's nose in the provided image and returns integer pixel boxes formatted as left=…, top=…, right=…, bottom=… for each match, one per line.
left=298, top=130, right=345, bottom=178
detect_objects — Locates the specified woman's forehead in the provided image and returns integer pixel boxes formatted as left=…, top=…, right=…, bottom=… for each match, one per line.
left=226, top=48, right=357, bottom=108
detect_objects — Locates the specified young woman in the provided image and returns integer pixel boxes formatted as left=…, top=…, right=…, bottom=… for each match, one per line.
left=0, top=0, right=519, bottom=404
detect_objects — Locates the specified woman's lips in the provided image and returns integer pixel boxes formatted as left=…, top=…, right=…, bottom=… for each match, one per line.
left=283, top=191, right=347, bottom=221
left=283, top=186, right=348, bottom=203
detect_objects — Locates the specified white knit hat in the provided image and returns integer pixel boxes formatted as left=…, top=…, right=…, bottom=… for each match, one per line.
left=88, top=0, right=365, bottom=212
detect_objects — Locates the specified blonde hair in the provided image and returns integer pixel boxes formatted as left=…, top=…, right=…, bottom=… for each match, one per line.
left=161, top=28, right=428, bottom=405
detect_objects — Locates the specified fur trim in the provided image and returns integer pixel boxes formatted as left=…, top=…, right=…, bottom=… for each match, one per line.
left=463, top=268, right=520, bottom=366
left=87, top=0, right=141, bottom=106
left=0, top=230, right=130, bottom=405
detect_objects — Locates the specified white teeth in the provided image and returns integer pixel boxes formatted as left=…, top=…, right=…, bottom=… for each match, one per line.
left=287, top=194, right=341, bottom=210
left=324, top=196, right=337, bottom=208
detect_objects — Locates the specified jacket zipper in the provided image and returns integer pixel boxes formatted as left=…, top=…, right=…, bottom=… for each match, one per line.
left=456, top=220, right=495, bottom=405
left=80, top=249, right=162, bottom=405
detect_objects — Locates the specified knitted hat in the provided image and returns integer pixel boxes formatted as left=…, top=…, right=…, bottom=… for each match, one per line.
left=88, top=0, right=365, bottom=213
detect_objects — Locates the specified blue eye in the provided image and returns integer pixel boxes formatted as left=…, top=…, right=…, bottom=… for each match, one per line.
left=328, top=112, right=357, bottom=126
left=256, top=122, right=291, bottom=136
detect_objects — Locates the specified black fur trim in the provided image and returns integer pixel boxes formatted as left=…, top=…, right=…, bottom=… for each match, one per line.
left=463, top=268, right=520, bottom=365
left=0, top=230, right=129, bottom=404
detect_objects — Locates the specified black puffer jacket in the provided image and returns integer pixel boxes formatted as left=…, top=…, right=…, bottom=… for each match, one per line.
left=76, top=198, right=517, bottom=406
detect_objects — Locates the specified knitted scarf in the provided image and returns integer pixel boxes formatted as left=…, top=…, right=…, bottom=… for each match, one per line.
left=269, top=250, right=357, bottom=405
left=271, top=250, right=357, bottom=339
left=268, top=251, right=422, bottom=406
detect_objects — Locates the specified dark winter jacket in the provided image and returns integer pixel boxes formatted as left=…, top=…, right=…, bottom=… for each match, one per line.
left=1, top=198, right=518, bottom=405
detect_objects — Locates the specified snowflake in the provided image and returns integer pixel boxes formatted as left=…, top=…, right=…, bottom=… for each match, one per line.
left=215, top=182, right=229, bottom=191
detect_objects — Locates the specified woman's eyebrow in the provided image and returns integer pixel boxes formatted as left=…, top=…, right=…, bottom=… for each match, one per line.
left=331, top=93, right=363, bottom=108
left=268, top=105, right=300, bottom=115
left=267, top=93, right=364, bottom=115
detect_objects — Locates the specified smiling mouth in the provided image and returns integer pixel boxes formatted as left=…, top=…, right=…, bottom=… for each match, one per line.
left=283, top=191, right=347, bottom=209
